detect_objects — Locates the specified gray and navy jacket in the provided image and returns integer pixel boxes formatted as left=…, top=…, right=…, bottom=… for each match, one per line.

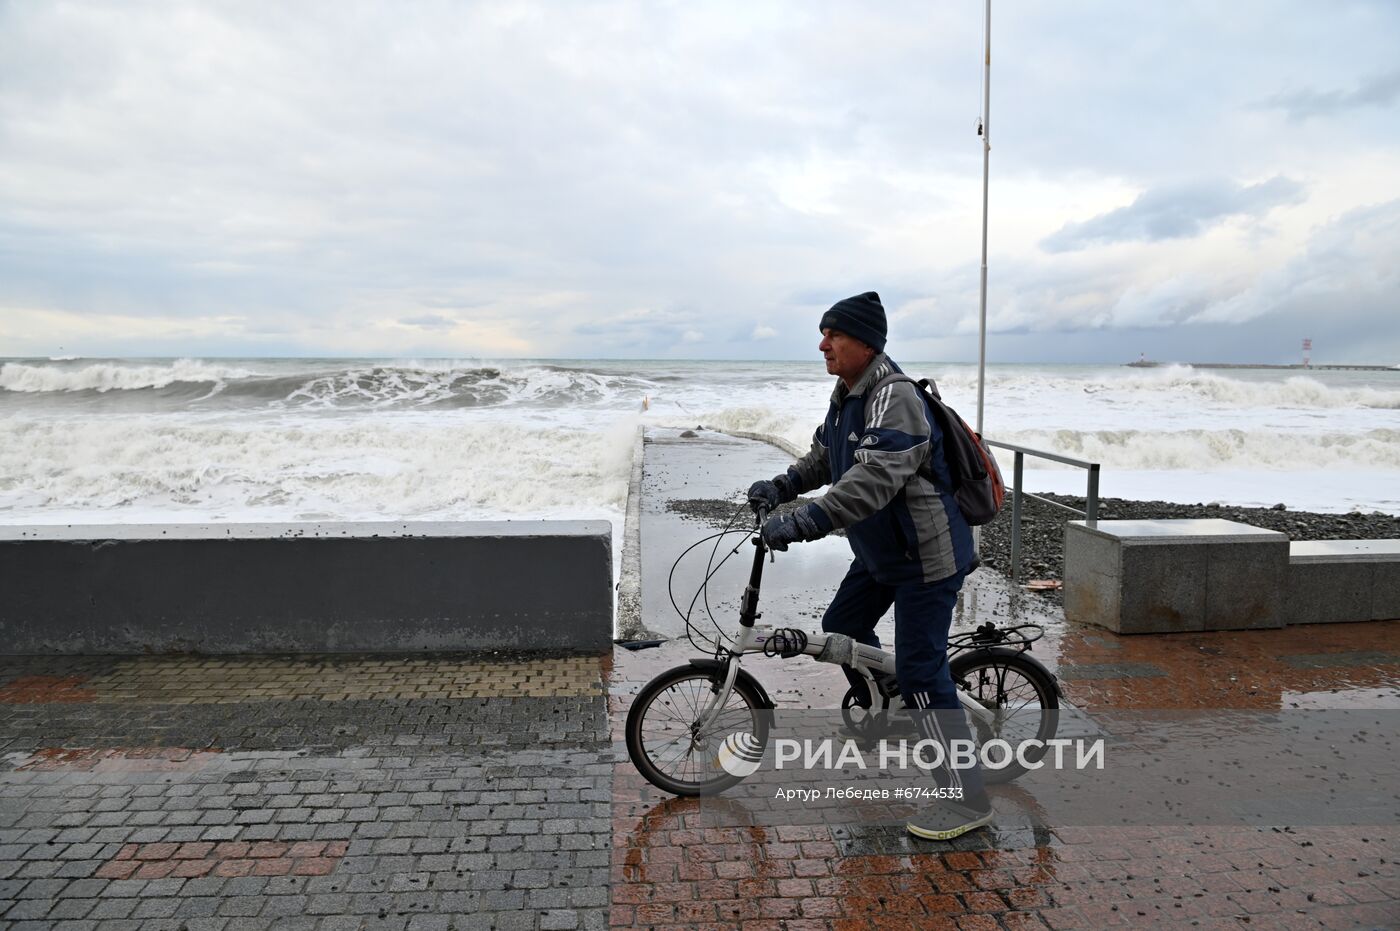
left=786, top=354, right=974, bottom=586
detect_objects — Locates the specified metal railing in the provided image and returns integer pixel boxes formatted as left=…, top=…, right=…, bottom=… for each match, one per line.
left=984, top=441, right=1101, bottom=586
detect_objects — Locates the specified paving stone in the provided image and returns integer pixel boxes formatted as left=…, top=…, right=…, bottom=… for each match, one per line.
left=181, top=920, right=230, bottom=931
left=47, top=897, right=97, bottom=920
left=481, top=889, right=526, bottom=910
left=259, top=895, right=310, bottom=917
left=216, top=896, right=265, bottom=918
left=405, top=916, right=453, bottom=931
left=485, top=911, right=537, bottom=931
left=304, top=892, right=354, bottom=914
left=528, top=887, right=572, bottom=909
left=173, top=897, right=223, bottom=918
left=267, top=918, right=320, bottom=931
left=87, top=898, right=139, bottom=919
left=219, top=876, right=269, bottom=897
left=16, top=876, right=67, bottom=900
left=131, top=897, right=181, bottom=919
left=540, top=909, right=581, bottom=930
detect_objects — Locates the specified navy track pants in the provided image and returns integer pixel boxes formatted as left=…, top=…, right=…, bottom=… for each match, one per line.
left=821, top=560, right=988, bottom=805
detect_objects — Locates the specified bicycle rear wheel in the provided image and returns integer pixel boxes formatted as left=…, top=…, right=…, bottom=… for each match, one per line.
left=950, top=647, right=1059, bottom=784
left=626, top=664, right=770, bottom=797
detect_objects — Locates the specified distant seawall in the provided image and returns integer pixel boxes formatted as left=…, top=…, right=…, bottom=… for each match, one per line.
left=0, top=521, right=612, bottom=654
left=1123, top=362, right=1397, bottom=372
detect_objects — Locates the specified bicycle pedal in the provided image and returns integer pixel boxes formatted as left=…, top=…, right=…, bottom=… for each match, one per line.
left=837, top=728, right=884, bottom=750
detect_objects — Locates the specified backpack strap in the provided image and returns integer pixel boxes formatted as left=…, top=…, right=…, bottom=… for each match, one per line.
left=863, top=373, right=917, bottom=424
left=862, top=374, right=942, bottom=487
left=868, top=373, right=943, bottom=401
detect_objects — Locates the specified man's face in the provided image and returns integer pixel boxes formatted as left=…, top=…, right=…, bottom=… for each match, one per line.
left=819, top=328, right=874, bottom=382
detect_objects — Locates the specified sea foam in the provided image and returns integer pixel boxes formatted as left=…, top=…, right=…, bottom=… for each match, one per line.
left=0, top=413, right=636, bottom=519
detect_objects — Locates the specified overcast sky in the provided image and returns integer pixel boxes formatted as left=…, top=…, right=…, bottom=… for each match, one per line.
left=1, top=0, right=1397, bottom=363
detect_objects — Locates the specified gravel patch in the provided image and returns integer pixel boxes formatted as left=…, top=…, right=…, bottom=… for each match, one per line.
left=666, top=496, right=845, bottom=534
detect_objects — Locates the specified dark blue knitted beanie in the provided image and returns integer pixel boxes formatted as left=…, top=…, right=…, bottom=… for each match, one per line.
left=819, top=291, right=887, bottom=353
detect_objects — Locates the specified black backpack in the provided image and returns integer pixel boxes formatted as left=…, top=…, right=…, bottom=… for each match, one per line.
left=865, top=374, right=1006, bottom=525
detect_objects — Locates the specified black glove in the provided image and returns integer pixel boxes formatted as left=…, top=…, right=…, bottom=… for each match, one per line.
left=747, top=473, right=796, bottom=513
left=761, top=504, right=824, bottom=551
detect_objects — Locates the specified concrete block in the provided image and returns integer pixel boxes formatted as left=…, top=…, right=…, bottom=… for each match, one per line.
left=1064, top=520, right=1288, bottom=634
left=1205, top=537, right=1287, bottom=630
left=1116, top=541, right=1208, bottom=634
left=0, top=521, right=612, bottom=654
left=1063, top=524, right=1120, bottom=629
left=1375, top=564, right=1400, bottom=621
left=1284, top=560, right=1374, bottom=625
left=1289, top=540, right=1400, bottom=623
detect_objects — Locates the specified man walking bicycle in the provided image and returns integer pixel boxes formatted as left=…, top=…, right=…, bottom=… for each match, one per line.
left=747, top=291, right=991, bottom=840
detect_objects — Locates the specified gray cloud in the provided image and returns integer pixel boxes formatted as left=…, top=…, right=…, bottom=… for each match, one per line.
left=1261, top=70, right=1400, bottom=122
left=1041, top=177, right=1306, bottom=253
left=891, top=198, right=1400, bottom=363
left=571, top=304, right=711, bottom=355
left=398, top=314, right=457, bottom=329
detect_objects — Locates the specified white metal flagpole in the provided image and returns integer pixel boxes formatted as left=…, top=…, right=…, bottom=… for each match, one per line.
left=975, top=0, right=991, bottom=437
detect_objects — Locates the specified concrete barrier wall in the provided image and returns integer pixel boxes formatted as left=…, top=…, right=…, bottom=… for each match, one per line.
left=0, top=521, right=612, bottom=654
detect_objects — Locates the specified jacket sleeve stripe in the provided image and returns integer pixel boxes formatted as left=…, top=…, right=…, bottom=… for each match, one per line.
left=869, top=385, right=893, bottom=429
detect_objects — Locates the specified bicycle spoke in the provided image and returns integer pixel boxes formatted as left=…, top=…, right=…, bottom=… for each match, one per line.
left=650, top=736, right=699, bottom=772
left=960, top=662, right=1051, bottom=744
left=679, top=681, right=707, bottom=721
left=633, top=672, right=765, bottom=787
left=648, top=699, right=697, bottom=728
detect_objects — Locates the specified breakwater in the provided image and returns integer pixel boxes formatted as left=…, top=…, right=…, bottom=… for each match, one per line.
left=1124, top=362, right=1396, bottom=371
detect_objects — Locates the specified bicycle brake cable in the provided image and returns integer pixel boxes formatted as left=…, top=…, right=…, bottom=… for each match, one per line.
left=699, top=502, right=752, bottom=644
left=668, top=528, right=744, bottom=651
left=686, top=504, right=753, bottom=652
left=666, top=502, right=755, bottom=652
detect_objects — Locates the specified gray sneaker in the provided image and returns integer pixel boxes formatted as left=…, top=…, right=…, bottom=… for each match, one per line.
left=906, top=800, right=993, bottom=841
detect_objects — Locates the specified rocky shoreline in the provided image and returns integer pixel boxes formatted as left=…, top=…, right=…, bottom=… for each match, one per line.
left=667, top=492, right=1400, bottom=606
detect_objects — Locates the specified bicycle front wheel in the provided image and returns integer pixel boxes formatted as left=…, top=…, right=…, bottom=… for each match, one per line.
left=625, top=664, right=770, bottom=797
left=950, top=647, right=1059, bottom=785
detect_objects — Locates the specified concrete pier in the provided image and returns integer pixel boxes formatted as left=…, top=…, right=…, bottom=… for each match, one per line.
left=0, top=521, right=612, bottom=654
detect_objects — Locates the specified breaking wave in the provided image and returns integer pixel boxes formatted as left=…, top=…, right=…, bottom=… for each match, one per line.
left=0, top=359, right=257, bottom=394
left=0, top=359, right=659, bottom=410
left=1092, top=366, right=1400, bottom=410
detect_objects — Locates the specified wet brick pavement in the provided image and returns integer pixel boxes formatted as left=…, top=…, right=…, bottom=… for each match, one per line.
left=0, top=653, right=615, bottom=931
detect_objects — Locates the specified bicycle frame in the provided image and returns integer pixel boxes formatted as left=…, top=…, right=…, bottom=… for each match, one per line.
left=693, top=513, right=999, bottom=735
